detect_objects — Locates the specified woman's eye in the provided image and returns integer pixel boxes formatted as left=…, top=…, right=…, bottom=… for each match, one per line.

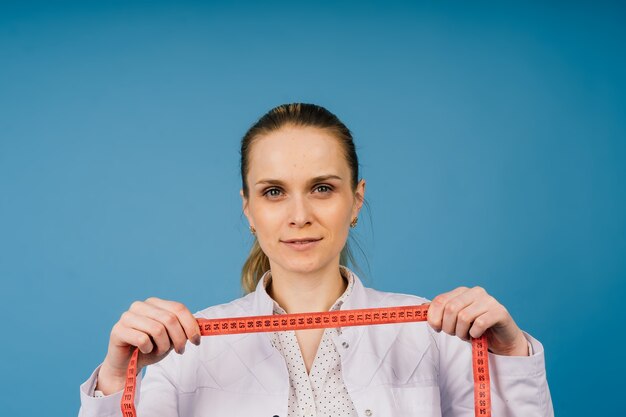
left=315, top=185, right=333, bottom=193
left=263, top=188, right=283, bottom=198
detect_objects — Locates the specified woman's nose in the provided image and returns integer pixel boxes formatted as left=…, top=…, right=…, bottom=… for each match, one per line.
left=288, top=195, right=312, bottom=227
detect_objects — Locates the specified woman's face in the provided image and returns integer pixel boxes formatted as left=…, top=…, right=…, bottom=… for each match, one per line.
left=241, top=125, right=365, bottom=275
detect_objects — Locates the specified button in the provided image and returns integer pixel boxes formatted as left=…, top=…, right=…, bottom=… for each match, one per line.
left=341, top=341, right=349, bottom=348
left=365, top=409, right=373, bottom=416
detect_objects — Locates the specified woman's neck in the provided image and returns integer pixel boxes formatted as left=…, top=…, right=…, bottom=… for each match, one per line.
left=267, top=262, right=347, bottom=314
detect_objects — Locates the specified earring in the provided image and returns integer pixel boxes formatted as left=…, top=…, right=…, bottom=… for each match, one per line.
left=249, top=225, right=256, bottom=235
left=350, top=217, right=358, bottom=228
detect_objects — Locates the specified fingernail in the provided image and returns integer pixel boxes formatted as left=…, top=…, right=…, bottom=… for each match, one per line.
left=192, top=335, right=201, bottom=346
left=180, top=345, right=186, bottom=354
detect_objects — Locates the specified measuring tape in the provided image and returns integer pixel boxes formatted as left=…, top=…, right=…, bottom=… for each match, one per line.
left=122, top=304, right=491, bottom=417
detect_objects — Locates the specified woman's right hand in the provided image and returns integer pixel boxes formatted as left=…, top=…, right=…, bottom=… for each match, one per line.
left=95, top=297, right=201, bottom=395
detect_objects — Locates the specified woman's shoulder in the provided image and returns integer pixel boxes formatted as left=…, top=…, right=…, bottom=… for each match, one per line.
left=193, top=291, right=256, bottom=319
left=360, top=284, right=431, bottom=308
left=343, top=266, right=432, bottom=308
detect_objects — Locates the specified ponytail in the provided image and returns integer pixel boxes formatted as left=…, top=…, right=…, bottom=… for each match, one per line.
left=240, top=239, right=271, bottom=294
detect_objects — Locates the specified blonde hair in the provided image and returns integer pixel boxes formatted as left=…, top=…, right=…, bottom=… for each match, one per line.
left=239, top=103, right=365, bottom=294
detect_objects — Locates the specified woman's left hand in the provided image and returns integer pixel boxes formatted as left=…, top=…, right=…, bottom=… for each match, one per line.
left=427, top=286, right=530, bottom=356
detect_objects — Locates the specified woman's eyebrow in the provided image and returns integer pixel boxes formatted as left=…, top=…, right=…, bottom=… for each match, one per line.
left=255, top=174, right=343, bottom=186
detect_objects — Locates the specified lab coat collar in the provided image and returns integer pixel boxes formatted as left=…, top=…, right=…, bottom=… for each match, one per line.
left=251, top=269, right=275, bottom=316
left=247, top=265, right=398, bottom=389
left=250, top=265, right=366, bottom=315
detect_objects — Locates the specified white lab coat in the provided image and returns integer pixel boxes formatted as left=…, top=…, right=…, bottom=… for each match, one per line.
left=79, top=272, right=554, bottom=417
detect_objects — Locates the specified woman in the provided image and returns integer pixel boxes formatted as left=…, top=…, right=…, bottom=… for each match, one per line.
left=79, top=103, right=553, bottom=417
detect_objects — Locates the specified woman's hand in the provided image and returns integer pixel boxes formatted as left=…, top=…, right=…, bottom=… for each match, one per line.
left=96, top=297, right=201, bottom=395
left=427, top=286, right=529, bottom=356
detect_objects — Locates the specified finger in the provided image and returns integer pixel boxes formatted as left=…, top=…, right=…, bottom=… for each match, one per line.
left=441, top=286, right=489, bottom=336
left=111, top=322, right=154, bottom=355
left=120, top=311, right=175, bottom=355
left=428, top=286, right=470, bottom=332
left=455, top=301, right=489, bottom=341
left=468, top=310, right=500, bottom=339
left=144, top=298, right=201, bottom=346
left=441, top=294, right=474, bottom=336
left=130, top=300, right=190, bottom=353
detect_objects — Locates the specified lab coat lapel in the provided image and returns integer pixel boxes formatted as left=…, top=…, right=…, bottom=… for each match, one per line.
left=227, top=271, right=288, bottom=394
left=334, top=270, right=403, bottom=389
left=228, top=332, right=289, bottom=394
left=198, top=273, right=288, bottom=395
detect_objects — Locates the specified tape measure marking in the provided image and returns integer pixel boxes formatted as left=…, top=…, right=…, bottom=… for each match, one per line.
left=122, top=349, right=138, bottom=417
left=121, top=304, right=491, bottom=417
left=471, top=334, right=491, bottom=417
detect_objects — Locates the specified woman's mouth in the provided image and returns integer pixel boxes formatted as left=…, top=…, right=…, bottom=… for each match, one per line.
left=281, top=238, right=322, bottom=251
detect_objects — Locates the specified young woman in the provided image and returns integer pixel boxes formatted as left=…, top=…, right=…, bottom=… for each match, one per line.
left=79, top=103, right=553, bottom=417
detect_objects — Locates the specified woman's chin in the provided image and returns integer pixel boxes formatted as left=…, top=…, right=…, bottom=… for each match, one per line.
left=280, top=257, right=340, bottom=275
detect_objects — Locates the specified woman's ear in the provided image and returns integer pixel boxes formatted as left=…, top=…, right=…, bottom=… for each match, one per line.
left=353, top=179, right=366, bottom=215
left=240, top=189, right=250, bottom=219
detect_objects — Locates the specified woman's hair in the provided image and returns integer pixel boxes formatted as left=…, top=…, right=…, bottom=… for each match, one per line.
left=239, top=103, right=365, bottom=294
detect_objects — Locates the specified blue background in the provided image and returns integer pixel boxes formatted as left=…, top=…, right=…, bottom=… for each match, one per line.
left=1, top=1, right=624, bottom=415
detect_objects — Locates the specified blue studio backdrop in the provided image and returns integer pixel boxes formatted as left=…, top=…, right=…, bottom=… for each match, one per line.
left=0, top=1, right=624, bottom=416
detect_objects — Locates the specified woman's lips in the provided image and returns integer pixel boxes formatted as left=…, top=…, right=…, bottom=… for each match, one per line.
left=281, top=238, right=322, bottom=251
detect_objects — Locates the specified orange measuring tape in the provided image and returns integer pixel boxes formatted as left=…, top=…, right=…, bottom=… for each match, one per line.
left=121, top=304, right=491, bottom=417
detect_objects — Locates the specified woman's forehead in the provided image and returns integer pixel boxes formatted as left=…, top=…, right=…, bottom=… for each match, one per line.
left=247, top=126, right=349, bottom=181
